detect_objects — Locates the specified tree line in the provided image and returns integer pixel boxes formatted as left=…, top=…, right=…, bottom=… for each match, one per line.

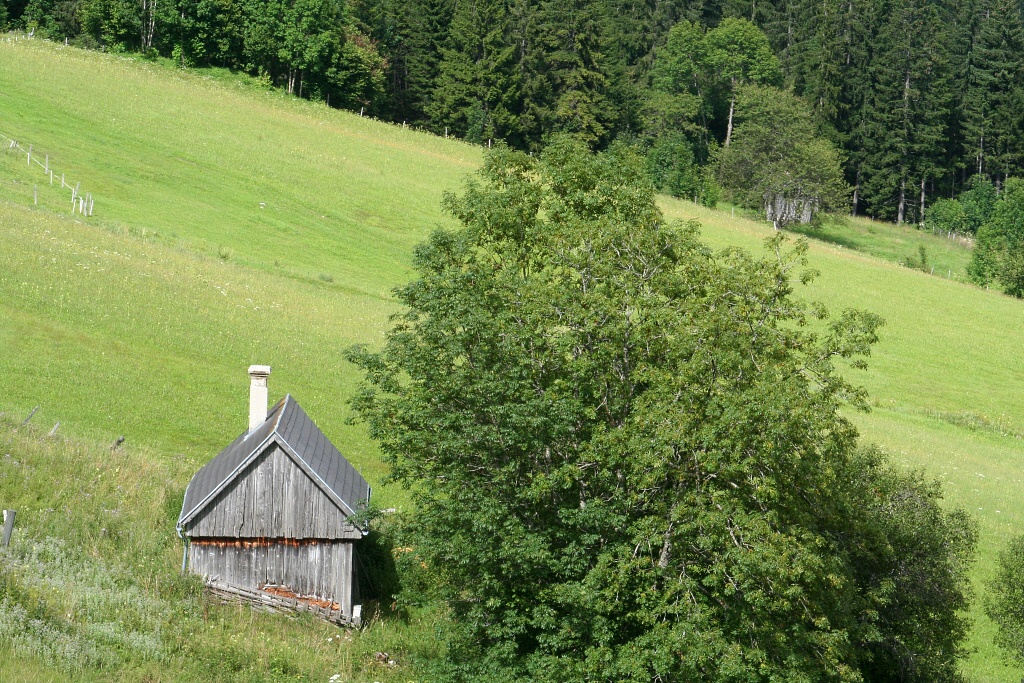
left=6, top=0, right=1024, bottom=225
left=2, top=0, right=387, bottom=110
left=344, top=0, right=1024, bottom=226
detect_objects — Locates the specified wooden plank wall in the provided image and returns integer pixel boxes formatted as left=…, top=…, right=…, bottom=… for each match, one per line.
left=185, top=445, right=362, bottom=540
left=189, top=540, right=355, bottom=617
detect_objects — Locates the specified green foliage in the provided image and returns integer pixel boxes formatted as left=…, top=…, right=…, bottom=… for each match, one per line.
left=3, top=40, right=1024, bottom=678
left=927, top=198, right=969, bottom=235
left=645, top=133, right=719, bottom=206
left=926, top=177, right=996, bottom=236
left=704, top=17, right=782, bottom=89
left=960, top=175, right=998, bottom=234
left=528, top=0, right=616, bottom=145
left=349, top=140, right=976, bottom=682
left=986, top=534, right=1024, bottom=664
left=902, top=244, right=930, bottom=272
left=962, top=0, right=1024, bottom=181
left=970, top=177, right=1024, bottom=295
left=718, top=84, right=849, bottom=226
left=855, top=0, right=952, bottom=223
left=424, top=0, right=519, bottom=144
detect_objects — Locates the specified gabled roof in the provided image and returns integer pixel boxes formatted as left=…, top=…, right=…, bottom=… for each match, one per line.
left=177, top=395, right=371, bottom=529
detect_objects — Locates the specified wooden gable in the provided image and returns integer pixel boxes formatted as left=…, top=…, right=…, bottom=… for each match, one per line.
left=184, top=442, right=363, bottom=540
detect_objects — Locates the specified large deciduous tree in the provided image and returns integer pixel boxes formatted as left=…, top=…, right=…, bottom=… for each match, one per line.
left=987, top=533, right=1024, bottom=664
left=348, top=139, right=976, bottom=683
left=718, top=84, right=849, bottom=227
left=703, top=17, right=781, bottom=146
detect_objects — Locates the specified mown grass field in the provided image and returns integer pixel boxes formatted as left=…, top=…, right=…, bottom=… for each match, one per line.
left=1, top=36, right=1024, bottom=681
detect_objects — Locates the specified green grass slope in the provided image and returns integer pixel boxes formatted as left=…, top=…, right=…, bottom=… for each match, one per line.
left=1, top=37, right=1023, bottom=681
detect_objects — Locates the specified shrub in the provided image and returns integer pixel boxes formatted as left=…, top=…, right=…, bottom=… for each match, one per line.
left=925, top=198, right=968, bottom=235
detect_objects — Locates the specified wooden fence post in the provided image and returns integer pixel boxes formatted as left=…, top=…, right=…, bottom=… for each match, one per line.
left=2, top=510, right=15, bottom=548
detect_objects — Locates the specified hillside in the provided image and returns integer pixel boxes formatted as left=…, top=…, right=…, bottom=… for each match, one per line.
left=1, top=38, right=1024, bottom=681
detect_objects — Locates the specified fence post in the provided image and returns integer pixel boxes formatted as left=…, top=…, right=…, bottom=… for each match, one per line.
left=27, top=144, right=31, bottom=166
left=1, top=510, right=14, bottom=548
left=44, top=154, right=48, bottom=172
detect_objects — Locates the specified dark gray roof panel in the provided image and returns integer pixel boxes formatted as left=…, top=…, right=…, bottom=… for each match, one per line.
left=179, top=398, right=286, bottom=524
left=178, top=395, right=370, bottom=527
left=276, top=399, right=371, bottom=516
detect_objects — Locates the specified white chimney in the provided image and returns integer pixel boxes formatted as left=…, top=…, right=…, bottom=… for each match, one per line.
left=248, top=365, right=272, bottom=432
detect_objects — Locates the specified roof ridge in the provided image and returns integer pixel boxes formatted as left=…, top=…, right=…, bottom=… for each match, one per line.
left=178, top=393, right=370, bottom=533
left=272, top=394, right=291, bottom=434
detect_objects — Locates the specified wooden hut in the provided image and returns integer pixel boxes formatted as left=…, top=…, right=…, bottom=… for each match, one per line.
left=177, top=366, right=370, bottom=625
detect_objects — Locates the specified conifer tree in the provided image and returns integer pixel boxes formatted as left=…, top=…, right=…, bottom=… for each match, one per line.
left=516, top=0, right=617, bottom=146
left=427, top=0, right=520, bottom=144
left=962, top=0, right=1024, bottom=183
left=858, top=0, right=952, bottom=223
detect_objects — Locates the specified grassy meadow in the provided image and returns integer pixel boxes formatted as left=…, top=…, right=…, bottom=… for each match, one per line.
left=1, top=36, right=1024, bottom=681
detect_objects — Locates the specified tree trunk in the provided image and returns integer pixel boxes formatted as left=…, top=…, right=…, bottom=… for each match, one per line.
left=979, top=133, right=984, bottom=176
left=140, top=0, right=156, bottom=51
left=725, top=86, right=736, bottom=148
left=919, top=177, right=926, bottom=223
left=852, top=168, right=860, bottom=216
left=897, top=178, right=906, bottom=225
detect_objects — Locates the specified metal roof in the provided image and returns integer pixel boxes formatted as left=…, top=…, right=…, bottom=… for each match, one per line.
left=177, top=395, right=371, bottom=529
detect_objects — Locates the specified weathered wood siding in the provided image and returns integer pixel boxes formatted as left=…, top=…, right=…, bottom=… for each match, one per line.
left=183, top=444, right=362, bottom=540
left=189, top=540, right=357, bottom=616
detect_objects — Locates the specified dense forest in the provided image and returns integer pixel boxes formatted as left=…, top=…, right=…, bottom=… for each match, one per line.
left=4, top=0, right=1024, bottom=225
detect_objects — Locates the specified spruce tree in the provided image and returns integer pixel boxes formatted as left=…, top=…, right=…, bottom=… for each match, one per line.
left=858, top=0, right=952, bottom=223
left=516, top=0, right=617, bottom=146
left=426, top=0, right=521, bottom=144
left=962, top=0, right=1024, bottom=183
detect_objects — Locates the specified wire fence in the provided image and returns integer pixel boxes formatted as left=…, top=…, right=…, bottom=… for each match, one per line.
left=0, top=131, right=94, bottom=216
